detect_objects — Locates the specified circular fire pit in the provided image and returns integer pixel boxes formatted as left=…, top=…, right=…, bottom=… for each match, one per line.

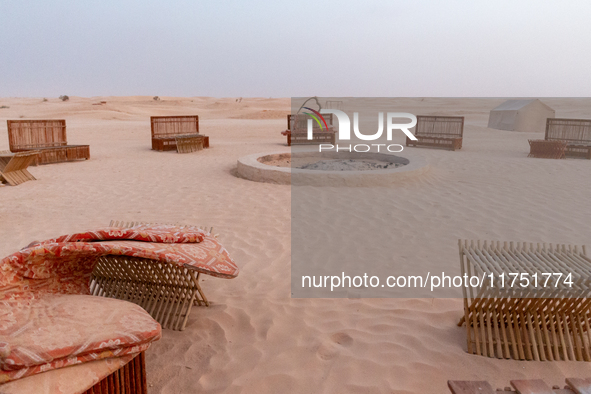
left=237, top=150, right=429, bottom=186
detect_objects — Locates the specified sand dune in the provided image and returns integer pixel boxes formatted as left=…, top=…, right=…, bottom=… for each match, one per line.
left=1, top=97, right=590, bottom=393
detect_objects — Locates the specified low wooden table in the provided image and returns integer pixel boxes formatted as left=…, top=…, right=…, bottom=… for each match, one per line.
left=528, top=139, right=567, bottom=159
left=458, top=240, right=591, bottom=361
left=0, top=150, right=39, bottom=186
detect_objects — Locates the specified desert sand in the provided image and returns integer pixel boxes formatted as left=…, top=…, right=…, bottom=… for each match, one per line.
left=1, top=97, right=590, bottom=393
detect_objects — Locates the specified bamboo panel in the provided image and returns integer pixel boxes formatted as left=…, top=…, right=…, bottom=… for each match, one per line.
left=325, top=101, right=343, bottom=110
left=458, top=240, right=591, bottom=361
left=0, top=151, right=39, bottom=186
left=7, top=120, right=67, bottom=150
left=151, top=116, right=199, bottom=138
left=406, top=116, right=464, bottom=151
left=82, top=352, right=147, bottom=394
left=415, top=116, right=464, bottom=138
left=528, top=140, right=566, bottom=159
left=89, top=221, right=216, bottom=330
left=90, top=255, right=207, bottom=331
left=175, top=135, right=204, bottom=153
left=545, top=119, right=591, bottom=159
left=546, top=118, right=591, bottom=144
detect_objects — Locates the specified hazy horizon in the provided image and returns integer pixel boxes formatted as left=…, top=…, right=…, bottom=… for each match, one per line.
left=2, top=1, right=590, bottom=98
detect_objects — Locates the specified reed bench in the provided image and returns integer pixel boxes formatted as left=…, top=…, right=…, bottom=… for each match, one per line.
left=406, top=115, right=464, bottom=151
left=151, top=115, right=210, bottom=152
left=7, top=120, right=90, bottom=165
left=285, top=114, right=335, bottom=146
left=545, top=118, right=591, bottom=159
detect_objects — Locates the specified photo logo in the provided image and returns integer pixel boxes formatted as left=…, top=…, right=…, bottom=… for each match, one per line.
left=302, top=107, right=329, bottom=139
left=309, top=110, right=417, bottom=153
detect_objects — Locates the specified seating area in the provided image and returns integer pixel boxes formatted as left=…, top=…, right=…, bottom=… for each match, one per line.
left=7, top=119, right=90, bottom=165
left=458, top=240, right=591, bottom=361
left=0, top=295, right=159, bottom=387
left=283, top=114, right=335, bottom=146
left=0, top=270, right=160, bottom=393
left=0, top=223, right=238, bottom=392
left=151, top=115, right=210, bottom=153
left=0, top=150, right=39, bottom=186
left=545, top=118, right=591, bottom=159
left=406, top=115, right=464, bottom=151
left=449, top=378, right=591, bottom=394
left=2, top=99, right=591, bottom=393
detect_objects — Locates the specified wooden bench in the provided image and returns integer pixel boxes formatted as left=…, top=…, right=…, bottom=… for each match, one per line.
left=406, top=115, right=464, bottom=151
left=151, top=115, right=210, bottom=152
left=545, top=118, right=591, bottom=159
left=0, top=151, right=39, bottom=186
left=7, top=120, right=90, bottom=165
left=285, top=114, right=335, bottom=146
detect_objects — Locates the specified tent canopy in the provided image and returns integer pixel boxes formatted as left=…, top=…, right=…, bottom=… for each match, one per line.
left=488, top=99, right=555, bottom=133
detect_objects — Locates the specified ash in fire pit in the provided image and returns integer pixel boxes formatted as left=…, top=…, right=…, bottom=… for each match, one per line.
left=298, top=159, right=405, bottom=171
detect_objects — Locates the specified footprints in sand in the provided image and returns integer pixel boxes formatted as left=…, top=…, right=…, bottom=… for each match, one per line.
left=317, top=332, right=353, bottom=360
left=330, top=332, right=354, bottom=347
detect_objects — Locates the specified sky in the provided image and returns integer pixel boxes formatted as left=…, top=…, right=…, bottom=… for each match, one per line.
left=1, top=0, right=590, bottom=98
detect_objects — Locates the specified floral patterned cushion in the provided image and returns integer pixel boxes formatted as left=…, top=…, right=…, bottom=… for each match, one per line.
left=0, top=225, right=236, bottom=386
left=0, top=294, right=161, bottom=383
left=0, top=225, right=239, bottom=301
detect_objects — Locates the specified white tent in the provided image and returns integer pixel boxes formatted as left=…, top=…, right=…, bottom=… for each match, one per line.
left=488, top=99, right=555, bottom=133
